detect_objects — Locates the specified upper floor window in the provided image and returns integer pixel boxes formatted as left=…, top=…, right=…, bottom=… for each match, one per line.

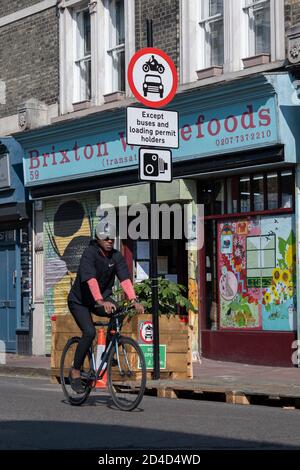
left=244, top=0, right=271, bottom=56
left=108, top=0, right=125, bottom=92
left=59, top=0, right=134, bottom=114
left=199, top=0, right=224, bottom=67
left=74, top=8, right=91, bottom=103
left=180, top=0, right=285, bottom=84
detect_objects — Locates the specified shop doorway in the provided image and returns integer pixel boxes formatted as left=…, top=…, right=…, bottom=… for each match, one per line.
left=0, top=245, right=17, bottom=352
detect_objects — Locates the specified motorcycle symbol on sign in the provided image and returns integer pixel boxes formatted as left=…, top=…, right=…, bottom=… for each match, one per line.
left=142, top=55, right=165, bottom=74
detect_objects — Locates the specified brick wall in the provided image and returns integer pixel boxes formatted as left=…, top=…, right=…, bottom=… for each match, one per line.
left=285, top=0, right=300, bottom=30
left=0, top=6, right=58, bottom=119
left=135, top=0, right=179, bottom=71
left=0, top=0, right=42, bottom=17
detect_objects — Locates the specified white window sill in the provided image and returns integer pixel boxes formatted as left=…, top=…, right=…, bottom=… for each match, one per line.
left=72, top=100, right=91, bottom=112
left=181, top=60, right=285, bottom=92
left=196, top=66, right=223, bottom=81
left=103, top=91, right=125, bottom=104
left=242, top=54, right=271, bottom=69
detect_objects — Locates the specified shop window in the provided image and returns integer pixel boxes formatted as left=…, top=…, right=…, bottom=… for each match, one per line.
left=200, top=169, right=294, bottom=217
left=253, top=174, right=264, bottom=211
left=246, top=234, right=276, bottom=288
left=239, top=177, right=251, bottom=212
left=281, top=170, right=293, bottom=209
left=244, top=0, right=271, bottom=56
left=267, top=172, right=278, bottom=209
left=199, top=181, right=214, bottom=216
left=214, top=180, right=225, bottom=214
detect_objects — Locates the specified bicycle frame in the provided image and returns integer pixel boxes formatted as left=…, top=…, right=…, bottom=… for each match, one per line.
left=85, top=313, right=125, bottom=383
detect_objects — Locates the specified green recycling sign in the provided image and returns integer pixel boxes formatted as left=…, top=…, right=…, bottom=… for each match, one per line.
left=139, top=345, right=166, bottom=370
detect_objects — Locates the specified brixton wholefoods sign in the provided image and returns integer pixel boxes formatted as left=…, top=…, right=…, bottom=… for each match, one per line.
left=22, top=96, right=279, bottom=186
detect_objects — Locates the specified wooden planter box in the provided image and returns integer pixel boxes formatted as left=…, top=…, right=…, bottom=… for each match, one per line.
left=51, top=313, right=191, bottom=383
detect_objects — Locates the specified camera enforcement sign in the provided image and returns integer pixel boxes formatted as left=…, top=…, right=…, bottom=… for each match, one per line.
left=139, top=148, right=172, bottom=182
left=127, top=47, right=178, bottom=108
left=126, top=106, right=179, bottom=149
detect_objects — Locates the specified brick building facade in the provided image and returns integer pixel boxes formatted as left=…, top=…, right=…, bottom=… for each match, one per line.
left=2, top=1, right=300, bottom=365
left=0, top=0, right=58, bottom=132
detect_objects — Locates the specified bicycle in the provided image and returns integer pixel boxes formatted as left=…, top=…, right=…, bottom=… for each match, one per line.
left=60, top=304, right=147, bottom=411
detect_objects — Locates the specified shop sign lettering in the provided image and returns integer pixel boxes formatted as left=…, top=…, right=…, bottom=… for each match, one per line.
left=22, top=96, right=279, bottom=186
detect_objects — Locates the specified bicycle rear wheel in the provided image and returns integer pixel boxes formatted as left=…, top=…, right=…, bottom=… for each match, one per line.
left=107, top=336, right=146, bottom=411
left=60, top=336, right=93, bottom=406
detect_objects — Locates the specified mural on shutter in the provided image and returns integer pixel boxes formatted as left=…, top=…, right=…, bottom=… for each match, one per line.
left=44, top=194, right=99, bottom=353
left=217, top=215, right=296, bottom=331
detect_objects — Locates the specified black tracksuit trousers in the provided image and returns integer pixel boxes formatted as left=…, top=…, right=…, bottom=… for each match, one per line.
left=68, top=298, right=117, bottom=370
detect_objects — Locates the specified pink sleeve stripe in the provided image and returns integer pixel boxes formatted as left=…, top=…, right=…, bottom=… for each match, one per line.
left=121, top=279, right=136, bottom=301
left=87, top=278, right=103, bottom=301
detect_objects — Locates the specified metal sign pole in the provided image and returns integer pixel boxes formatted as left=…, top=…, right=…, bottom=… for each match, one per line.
left=147, top=18, right=160, bottom=380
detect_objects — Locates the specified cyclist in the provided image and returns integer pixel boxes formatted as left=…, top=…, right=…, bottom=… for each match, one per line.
left=67, top=221, right=144, bottom=393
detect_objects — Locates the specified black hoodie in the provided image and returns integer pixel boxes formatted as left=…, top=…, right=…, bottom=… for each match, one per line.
left=68, top=239, right=130, bottom=306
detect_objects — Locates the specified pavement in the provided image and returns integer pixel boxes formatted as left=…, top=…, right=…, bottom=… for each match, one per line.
left=1, top=353, right=300, bottom=404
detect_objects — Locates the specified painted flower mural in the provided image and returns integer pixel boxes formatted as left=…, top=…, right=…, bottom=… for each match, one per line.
left=262, top=230, right=296, bottom=330
left=218, top=215, right=296, bottom=331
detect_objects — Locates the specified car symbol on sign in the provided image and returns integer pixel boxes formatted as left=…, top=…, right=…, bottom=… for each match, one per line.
left=143, top=74, right=164, bottom=98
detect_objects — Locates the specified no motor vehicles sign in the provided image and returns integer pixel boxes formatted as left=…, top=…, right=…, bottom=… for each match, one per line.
left=127, top=47, right=178, bottom=108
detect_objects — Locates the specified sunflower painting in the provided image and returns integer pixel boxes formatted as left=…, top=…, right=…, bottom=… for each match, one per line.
left=261, top=219, right=296, bottom=331
left=218, top=215, right=296, bottom=331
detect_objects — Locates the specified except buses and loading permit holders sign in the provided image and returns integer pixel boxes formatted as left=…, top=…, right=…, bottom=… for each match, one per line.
left=126, top=106, right=179, bottom=148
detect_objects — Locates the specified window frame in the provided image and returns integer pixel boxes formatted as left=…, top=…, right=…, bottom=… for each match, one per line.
left=73, top=5, right=92, bottom=103
left=199, top=168, right=295, bottom=221
left=199, top=0, right=224, bottom=69
left=243, top=0, right=271, bottom=57
left=107, top=0, right=125, bottom=92
left=180, top=0, right=285, bottom=85
left=59, top=0, right=135, bottom=114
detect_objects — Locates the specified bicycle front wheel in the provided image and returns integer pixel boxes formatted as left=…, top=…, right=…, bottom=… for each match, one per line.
left=107, top=336, right=146, bottom=411
left=60, top=336, right=93, bottom=406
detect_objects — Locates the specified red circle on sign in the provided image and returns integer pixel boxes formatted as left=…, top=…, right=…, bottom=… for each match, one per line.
left=139, top=321, right=153, bottom=344
left=127, top=47, right=178, bottom=108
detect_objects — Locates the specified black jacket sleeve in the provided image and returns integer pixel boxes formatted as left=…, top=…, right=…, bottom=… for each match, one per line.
left=79, top=247, right=97, bottom=282
left=115, top=251, right=131, bottom=283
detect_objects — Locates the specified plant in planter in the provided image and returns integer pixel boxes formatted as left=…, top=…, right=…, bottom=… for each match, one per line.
left=116, top=278, right=197, bottom=319
left=115, top=278, right=197, bottom=379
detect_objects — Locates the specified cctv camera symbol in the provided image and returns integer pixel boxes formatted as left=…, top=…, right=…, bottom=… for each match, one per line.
left=144, top=153, right=168, bottom=177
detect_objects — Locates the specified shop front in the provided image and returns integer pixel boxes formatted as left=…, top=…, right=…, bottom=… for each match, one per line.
left=15, top=71, right=300, bottom=365
left=172, top=72, right=300, bottom=366
left=0, top=138, right=31, bottom=354
left=15, top=108, right=196, bottom=356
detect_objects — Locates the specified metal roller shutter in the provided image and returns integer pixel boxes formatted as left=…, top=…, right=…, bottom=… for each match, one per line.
left=43, top=194, right=99, bottom=353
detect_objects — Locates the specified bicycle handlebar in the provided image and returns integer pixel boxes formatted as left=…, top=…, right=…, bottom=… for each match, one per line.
left=93, top=303, right=132, bottom=320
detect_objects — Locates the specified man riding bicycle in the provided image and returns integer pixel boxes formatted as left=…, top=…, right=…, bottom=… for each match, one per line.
left=68, top=221, right=144, bottom=393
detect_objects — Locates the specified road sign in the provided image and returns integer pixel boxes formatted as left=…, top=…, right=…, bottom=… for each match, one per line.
left=139, top=320, right=153, bottom=344
left=126, top=106, right=179, bottom=148
left=127, top=47, right=178, bottom=108
left=138, top=345, right=166, bottom=370
left=139, top=148, right=172, bottom=182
